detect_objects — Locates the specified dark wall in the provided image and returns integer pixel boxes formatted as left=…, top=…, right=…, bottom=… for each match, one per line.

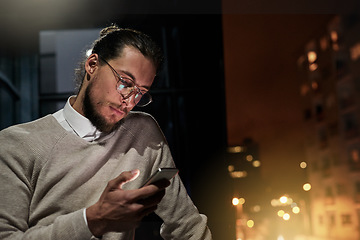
left=126, top=15, right=233, bottom=239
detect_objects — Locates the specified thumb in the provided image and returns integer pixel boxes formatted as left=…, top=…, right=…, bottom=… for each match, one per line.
left=114, top=169, right=140, bottom=189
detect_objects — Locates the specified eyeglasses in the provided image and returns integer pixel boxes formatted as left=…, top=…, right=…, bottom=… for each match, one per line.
left=99, top=57, right=152, bottom=107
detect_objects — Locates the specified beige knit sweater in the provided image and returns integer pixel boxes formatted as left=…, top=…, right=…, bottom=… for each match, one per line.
left=0, top=112, right=212, bottom=240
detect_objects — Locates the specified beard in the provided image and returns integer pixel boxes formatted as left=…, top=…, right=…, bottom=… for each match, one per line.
left=83, top=83, right=122, bottom=133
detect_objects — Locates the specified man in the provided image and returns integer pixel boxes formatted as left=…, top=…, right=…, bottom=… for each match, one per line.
left=0, top=26, right=212, bottom=239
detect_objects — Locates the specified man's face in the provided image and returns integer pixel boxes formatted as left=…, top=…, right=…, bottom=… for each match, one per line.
left=82, top=46, right=156, bottom=133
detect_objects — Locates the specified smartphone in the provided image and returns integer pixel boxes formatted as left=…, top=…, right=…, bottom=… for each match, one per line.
left=140, top=168, right=179, bottom=188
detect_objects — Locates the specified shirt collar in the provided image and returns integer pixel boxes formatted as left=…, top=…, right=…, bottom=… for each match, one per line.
left=63, top=96, right=102, bottom=140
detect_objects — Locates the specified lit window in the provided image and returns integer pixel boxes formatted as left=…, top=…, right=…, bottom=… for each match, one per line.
left=325, top=186, right=333, bottom=197
left=341, top=214, right=352, bottom=225
left=327, top=212, right=336, bottom=226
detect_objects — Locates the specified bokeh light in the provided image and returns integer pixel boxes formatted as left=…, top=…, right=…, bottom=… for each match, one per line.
left=300, top=161, right=307, bottom=169
left=283, top=213, right=290, bottom=221
left=303, top=183, right=312, bottom=191
left=247, top=220, right=254, bottom=228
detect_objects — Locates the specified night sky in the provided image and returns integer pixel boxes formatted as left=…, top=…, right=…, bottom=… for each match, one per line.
left=222, top=14, right=334, bottom=193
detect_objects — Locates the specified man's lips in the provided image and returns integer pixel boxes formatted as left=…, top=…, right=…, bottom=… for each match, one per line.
left=109, top=105, right=125, bottom=115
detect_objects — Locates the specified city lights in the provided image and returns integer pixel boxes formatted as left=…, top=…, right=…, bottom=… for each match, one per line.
left=330, top=30, right=338, bottom=42
left=292, top=206, right=300, bottom=214
left=283, top=213, right=290, bottom=221
left=277, top=210, right=285, bottom=217
left=307, top=51, right=317, bottom=63
left=309, top=63, right=318, bottom=71
left=252, top=160, right=261, bottom=167
left=246, top=155, right=253, bottom=161
left=300, top=161, right=307, bottom=169
left=252, top=205, right=261, bottom=213
left=227, top=146, right=244, bottom=153
left=280, top=196, right=288, bottom=204
left=271, top=196, right=293, bottom=207
left=232, top=197, right=245, bottom=206
left=247, top=220, right=254, bottom=228
left=311, top=81, right=318, bottom=90
left=229, top=171, right=248, bottom=178
left=303, top=183, right=312, bottom=191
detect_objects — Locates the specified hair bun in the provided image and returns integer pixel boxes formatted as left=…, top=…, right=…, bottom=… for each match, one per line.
left=99, top=25, right=120, bottom=37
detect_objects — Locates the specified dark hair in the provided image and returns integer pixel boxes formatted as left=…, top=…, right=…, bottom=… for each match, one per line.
left=74, top=25, right=163, bottom=92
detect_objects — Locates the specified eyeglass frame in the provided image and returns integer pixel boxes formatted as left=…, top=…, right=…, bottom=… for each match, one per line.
left=98, top=56, right=153, bottom=107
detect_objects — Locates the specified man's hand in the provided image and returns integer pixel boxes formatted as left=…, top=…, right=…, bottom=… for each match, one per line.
left=86, top=170, right=170, bottom=237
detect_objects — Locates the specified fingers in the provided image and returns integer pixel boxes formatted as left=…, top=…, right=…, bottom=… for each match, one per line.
left=108, top=169, right=140, bottom=190
left=137, top=189, right=166, bottom=206
left=132, top=179, right=170, bottom=201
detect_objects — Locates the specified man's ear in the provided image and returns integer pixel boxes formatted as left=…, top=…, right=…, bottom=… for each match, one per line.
left=85, top=53, right=99, bottom=76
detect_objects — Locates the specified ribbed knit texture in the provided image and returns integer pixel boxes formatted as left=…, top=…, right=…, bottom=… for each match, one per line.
left=0, top=112, right=212, bottom=239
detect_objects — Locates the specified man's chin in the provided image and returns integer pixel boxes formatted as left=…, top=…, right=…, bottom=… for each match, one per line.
left=100, top=119, right=123, bottom=133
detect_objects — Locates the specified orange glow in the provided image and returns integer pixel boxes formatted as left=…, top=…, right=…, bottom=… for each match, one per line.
left=227, top=146, right=244, bottom=153
left=351, top=149, right=360, bottom=162
left=350, top=42, right=360, bottom=61
left=307, top=51, right=317, bottom=63
left=311, top=81, right=318, bottom=90
left=229, top=171, right=247, bottom=178
left=330, top=31, right=338, bottom=42
left=246, top=155, right=253, bottom=161
left=320, top=36, right=329, bottom=50
left=252, top=160, right=261, bottom=167
left=300, top=84, right=310, bottom=96
left=309, top=63, right=318, bottom=71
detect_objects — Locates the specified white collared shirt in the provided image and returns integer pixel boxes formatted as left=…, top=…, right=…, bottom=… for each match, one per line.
left=52, top=96, right=102, bottom=142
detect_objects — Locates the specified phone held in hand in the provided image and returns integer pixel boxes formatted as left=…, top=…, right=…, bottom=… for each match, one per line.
left=141, top=168, right=179, bottom=188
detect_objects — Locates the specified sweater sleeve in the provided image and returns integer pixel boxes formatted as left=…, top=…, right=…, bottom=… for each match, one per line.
left=153, top=144, right=213, bottom=240
left=0, top=127, right=94, bottom=240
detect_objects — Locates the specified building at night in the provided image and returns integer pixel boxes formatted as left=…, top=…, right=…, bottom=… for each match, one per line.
left=298, top=15, right=360, bottom=240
